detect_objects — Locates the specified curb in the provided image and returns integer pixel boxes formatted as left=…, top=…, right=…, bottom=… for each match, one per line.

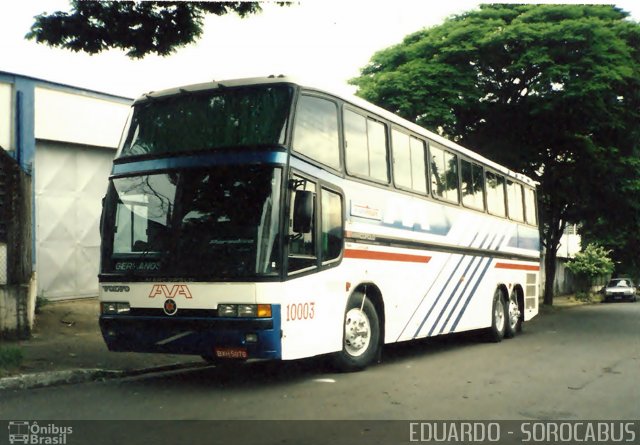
left=0, top=361, right=207, bottom=391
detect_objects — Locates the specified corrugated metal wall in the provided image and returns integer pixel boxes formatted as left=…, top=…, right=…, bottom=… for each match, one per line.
left=35, top=141, right=114, bottom=299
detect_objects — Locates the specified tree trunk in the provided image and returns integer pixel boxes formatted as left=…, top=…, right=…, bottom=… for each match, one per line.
left=542, top=215, right=567, bottom=306
left=543, top=247, right=557, bottom=305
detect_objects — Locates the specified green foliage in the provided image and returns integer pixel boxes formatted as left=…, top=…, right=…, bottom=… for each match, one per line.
left=567, top=244, right=614, bottom=301
left=350, top=4, right=640, bottom=303
left=574, top=291, right=593, bottom=302
left=0, top=345, right=24, bottom=370
left=26, top=1, right=289, bottom=58
left=566, top=244, right=614, bottom=279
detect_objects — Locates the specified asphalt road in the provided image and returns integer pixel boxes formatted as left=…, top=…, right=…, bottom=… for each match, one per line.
left=1, top=301, right=638, bottom=444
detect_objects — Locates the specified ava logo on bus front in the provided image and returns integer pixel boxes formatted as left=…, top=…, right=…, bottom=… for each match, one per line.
left=148, top=284, right=193, bottom=299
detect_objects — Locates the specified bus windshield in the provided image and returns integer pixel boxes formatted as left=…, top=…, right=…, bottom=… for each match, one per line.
left=118, top=85, right=293, bottom=158
left=102, top=166, right=282, bottom=279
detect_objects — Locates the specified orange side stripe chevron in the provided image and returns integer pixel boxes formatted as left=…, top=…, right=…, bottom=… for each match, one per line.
left=495, top=262, right=540, bottom=271
left=344, top=249, right=431, bottom=263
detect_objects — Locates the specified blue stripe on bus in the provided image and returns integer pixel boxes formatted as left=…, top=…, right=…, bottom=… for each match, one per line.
left=450, top=258, right=494, bottom=332
left=412, top=254, right=466, bottom=338
left=448, top=234, right=508, bottom=332
left=111, top=151, right=288, bottom=176
left=436, top=255, right=486, bottom=335
left=426, top=232, right=498, bottom=336
left=507, top=225, right=540, bottom=251
left=427, top=255, right=482, bottom=336
left=396, top=254, right=451, bottom=341
left=436, top=232, right=503, bottom=334
left=381, top=219, right=452, bottom=236
left=412, top=231, right=491, bottom=338
left=397, top=231, right=482, bottom=341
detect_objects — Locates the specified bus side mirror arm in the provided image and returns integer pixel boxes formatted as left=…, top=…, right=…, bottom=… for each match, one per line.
left=292, top=191, right=314, bottom=234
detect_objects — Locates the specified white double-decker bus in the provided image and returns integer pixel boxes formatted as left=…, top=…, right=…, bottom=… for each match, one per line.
left=99, top=76, right=539, bottom=371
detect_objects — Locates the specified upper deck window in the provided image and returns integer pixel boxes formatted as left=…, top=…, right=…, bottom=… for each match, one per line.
left=392, top=130, right=427, bottom=194
left=486, top=171, right=506, bottom=217
left=118, top=85, right=293, bottom=158
left=524, top=186, right=538, bottom=225
left=292, top=95, right=340, bottom=169
left=430, top=143, right=459, bottom=203
left=507, top=180, right=525, bottom=222
left=344, top=109, right=389, bottom=183
left=461, top=159, right=485, bottom=210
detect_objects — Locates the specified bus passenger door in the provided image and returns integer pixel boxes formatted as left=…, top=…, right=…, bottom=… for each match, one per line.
left=281, top=174, right=346, bottom=360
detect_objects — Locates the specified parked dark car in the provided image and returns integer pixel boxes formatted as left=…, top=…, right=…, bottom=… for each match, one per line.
left=602, top=278, right=637, bottom=302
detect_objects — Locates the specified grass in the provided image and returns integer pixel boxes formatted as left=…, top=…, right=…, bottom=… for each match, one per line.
left=0, top=345, right=24, bottom=371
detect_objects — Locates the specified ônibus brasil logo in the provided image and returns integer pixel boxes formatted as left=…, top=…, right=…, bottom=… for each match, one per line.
left=8, top=421, right=72, bottom=444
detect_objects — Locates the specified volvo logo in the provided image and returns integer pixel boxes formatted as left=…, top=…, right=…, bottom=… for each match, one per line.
left=163, top=299, right=178, bottom=316
left=102, top=285, right=130, bottom=293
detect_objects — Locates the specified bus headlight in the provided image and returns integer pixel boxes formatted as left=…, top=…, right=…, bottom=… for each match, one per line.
left=217, top=304, right=272, bottom=318
left=101, top=302, right=130, bottom=315
left=238, top=304, right=257, bottom=317
left=218, top=304, right=237, bottom=317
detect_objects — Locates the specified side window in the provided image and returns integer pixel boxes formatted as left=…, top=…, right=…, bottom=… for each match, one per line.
left=524, top=186, right=538, bottom=225
left=321, top=189, right=343, bottom=263
left=430, top=143, right=459, bottom=203
left=392, top=130, right=411, bottom=189
left=507, top=180, right=525, bottom=222
left=368, top=120, right=388, bottom=182
left=292, top=95, right=340, bottom=170
left=392, top=130, right=427, bottom=194
left=486, top=171, right=506, bottom=217
left=410, top=136, right=427, bottom=194
left=288, top=175, right=317, bottom=273
left=461, top=159, right=485, bottom=210
left=344, top=109, right=389, bottom=183
left=343, top=110, right=369, bottom=177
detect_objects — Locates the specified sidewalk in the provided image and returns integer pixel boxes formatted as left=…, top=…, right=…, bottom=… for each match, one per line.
left=0, top=294, right=592, bottom=390
left=0, top=297, right=202, bottom=390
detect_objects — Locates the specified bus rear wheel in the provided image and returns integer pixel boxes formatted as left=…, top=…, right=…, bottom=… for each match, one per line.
left=504, top=290, right=522, bottom=338
left=485, top=288, right=506, bottom=343
left=332, top=293, right=380, bottom=372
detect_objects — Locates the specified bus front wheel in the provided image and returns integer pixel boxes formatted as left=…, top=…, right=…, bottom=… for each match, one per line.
left=332, top=293, right=380, bottom=372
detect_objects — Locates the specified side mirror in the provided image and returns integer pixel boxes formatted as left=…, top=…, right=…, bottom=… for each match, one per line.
left=292, top=191, right=314, bottom=234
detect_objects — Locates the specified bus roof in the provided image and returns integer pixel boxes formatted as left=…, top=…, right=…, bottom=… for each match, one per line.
left=136, top=75, right=537, bottom=187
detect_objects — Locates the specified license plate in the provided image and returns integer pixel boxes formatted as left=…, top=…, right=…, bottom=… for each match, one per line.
left=215, top=347, right=248, bottom=359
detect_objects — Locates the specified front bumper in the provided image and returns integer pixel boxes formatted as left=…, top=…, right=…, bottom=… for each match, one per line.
left=605, top=292, right=635, bottom=301
left=99, top=308, right=281, bottom=359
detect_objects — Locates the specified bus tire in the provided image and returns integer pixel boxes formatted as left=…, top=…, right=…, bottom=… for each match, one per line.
left=485, top=288, right=506, bottom=343
left=504, top=290, right=522, bottom=339
left=332, top=293, right=380, bottom=372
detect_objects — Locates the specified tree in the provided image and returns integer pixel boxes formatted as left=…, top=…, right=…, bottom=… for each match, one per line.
left=26, top=1, right=286, bottom=58
left=350, top=4, right=640, bottom=305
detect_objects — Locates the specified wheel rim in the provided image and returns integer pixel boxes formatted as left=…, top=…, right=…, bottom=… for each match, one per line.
left=495, top=297, right=505, bottom=332
left=508, top=298, right=520, bottom=329
left=344, top=308, right=371, bottom=357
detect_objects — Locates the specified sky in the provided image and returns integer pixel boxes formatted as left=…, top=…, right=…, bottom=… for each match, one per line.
left=0, top=1, right=638, bottom=99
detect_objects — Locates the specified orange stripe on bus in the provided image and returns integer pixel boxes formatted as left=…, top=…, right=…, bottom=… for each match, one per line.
left=495, top=262, right=540, bottom=271
left=344, top=249, right=431, bottom=263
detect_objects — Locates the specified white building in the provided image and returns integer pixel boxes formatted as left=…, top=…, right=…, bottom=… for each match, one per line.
left=0, top=71, right=132, bottom=300
left=552, top=224, right=582, bottom=295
